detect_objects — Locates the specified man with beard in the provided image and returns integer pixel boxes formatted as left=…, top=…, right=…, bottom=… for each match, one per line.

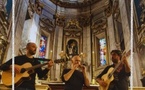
left=96, top=50, right=130, bottom=90
left=0, top=42, right=54, bottom=90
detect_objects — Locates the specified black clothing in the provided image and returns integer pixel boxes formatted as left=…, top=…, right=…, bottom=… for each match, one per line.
left=15, top=87, right=32, bottom=90
left=96, top=64, right=130, bottom=90
left=61, top=69, right=85, bottom=90
left=0, top=55, right=49, bottom=90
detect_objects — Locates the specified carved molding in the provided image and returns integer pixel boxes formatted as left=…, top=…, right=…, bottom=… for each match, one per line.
left=64, top=19, right=82, bottom=30
left=28, top=0, right=44, bottom=18
left=54, top=14, right=66, bottom=27
left=0, top=0, right=7, bottom=13
left=104, top=0, right=119, bottom=17
left=139, top=29, right=145, bottom=46
left=104, top=0, right=113, bottom=17
left=0, top=10, right=9, bottom=64
left=39, top=18, right=55, bottom=31
left=92, top=18, right=107, bottom=34
left=78, top=15, right=90, bottom=27
left=64, top=31, right=82, bottom=38
left=49, top=0, right=99, bottom=8
left=140, top=0, right=145, bottom=28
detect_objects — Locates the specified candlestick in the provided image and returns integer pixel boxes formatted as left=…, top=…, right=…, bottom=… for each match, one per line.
left=50, top=50, right=53, bottom=59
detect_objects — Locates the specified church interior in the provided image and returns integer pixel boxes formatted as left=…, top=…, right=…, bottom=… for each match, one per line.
left=0, top=0, right=145, bottom=90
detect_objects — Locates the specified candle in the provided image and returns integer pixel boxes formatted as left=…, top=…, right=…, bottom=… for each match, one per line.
left=50, top=50, right=53, bottom=59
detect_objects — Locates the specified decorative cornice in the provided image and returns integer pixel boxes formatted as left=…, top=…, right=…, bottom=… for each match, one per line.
left=140, top=0, right=145, bottom=28
left=78, top=15, right=90, bottom=27
left=92, top=18, right=107, bottom=34
left=49, top=0, right=100, bottom=8
left=104, top=0, right=113, bottom=17
left=104, top=0, right=119, bottom=17
left=39, top=18, right=55, bottom=29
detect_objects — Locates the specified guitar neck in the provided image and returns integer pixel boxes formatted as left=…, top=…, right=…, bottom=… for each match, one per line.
left=25, top=58, right=65, bottom=71
left=26, top=63, right=48, bottom=71
left=110, top=60, right=123, bottom=74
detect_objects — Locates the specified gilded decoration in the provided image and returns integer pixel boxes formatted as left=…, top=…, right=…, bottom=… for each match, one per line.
left=64, top=19, right=82, bottom=30
left=0, top=0, right=9, bottom=64
left=92, top=19, right=107, bottom=34
left=55, top=14, right=65, bottom=27
left=28, top=0, right=44, bottom=17
left=49, top=0, right=99, bottom=8
left=140, top=0, right=145, bottom=28
left=104, top=0, right=119, bottom=17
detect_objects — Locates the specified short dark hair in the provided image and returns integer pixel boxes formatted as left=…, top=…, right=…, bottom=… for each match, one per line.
left=111, top=50, right=122, bottom=58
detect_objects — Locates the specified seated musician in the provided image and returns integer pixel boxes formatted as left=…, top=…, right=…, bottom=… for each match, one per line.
left=96, top=50, right=130, bottom=90
left=0, top=42, right=54, bottom=90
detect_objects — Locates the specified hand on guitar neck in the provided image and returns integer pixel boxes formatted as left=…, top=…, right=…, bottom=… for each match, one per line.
left=121, top=54, right=130, bottom=73
left=47, top=60, right=54, bottom=69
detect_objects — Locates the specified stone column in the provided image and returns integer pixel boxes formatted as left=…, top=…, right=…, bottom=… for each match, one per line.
left=55, top=26, right=63, bottom=81
left=50, top=26, right=63, bottom=81
left=83, top=26, right=91, bottom=82
left=119, top=0, right=130, bottom=51
left=107, top=15, right=116, bottom=52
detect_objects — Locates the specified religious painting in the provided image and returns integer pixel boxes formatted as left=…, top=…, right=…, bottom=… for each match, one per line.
left=66, top=39, right=78, bottom=59
left=39, top=35, right=47, bottom=58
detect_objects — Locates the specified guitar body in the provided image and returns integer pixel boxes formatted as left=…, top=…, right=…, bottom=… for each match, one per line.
left=1, top=63, right=32, bottom=87
left=1, top=58, right=64, bottom=87
left=100, top=67, right=114, bottom=90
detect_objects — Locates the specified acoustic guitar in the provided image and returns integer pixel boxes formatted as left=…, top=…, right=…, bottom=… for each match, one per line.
left=99, top=51, right=130, bottom=90
left=1, top=59, right=65, bottom=87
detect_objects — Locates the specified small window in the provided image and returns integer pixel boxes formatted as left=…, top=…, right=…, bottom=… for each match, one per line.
left=39, top=35, right=48, bottom=58
left=99, top=38, right=107, bottom=66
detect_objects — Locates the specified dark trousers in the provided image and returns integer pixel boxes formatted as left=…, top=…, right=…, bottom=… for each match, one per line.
left=15, top=87, right=34, bottom=90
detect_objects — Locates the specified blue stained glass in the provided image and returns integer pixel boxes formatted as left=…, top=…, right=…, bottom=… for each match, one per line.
left=39, top=35, right=47, bottom=58
left=99, top=38, right=107, bottom=66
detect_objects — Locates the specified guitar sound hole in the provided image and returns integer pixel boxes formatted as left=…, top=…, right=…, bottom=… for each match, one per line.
left=20, top=68, right=26, bottom=73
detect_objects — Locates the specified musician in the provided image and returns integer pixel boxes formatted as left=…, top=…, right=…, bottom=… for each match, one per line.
left=0, top=42, right=54, bottom=90
left=61, top=55, right=90, bottom=90
left=96, top=50, right=130, bottom=90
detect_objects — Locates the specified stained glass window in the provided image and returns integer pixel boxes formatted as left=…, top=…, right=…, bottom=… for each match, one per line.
left=99, top=38, right=107, bottom=66
left=39, top=35, right=47, bottom=58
